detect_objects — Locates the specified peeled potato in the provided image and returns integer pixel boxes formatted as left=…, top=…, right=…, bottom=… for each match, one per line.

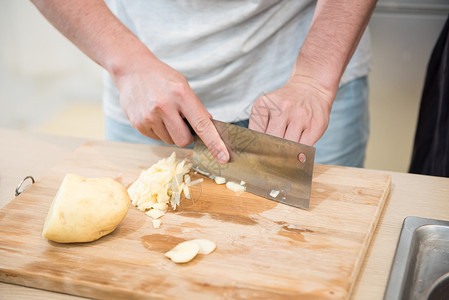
left=42, top=173, right=130, bottom=243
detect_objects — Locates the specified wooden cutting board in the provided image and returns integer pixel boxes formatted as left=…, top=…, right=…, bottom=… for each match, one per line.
left=0, top=140, right=391, bottom=299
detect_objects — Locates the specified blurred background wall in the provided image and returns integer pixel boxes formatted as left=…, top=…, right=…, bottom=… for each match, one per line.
left=1, top=0, right=448, bottom=172
left=0, top=0, right=103, bottom=138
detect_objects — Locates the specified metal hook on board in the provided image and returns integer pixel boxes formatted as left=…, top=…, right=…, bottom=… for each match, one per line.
left=15, top=176, right=35, bottom=197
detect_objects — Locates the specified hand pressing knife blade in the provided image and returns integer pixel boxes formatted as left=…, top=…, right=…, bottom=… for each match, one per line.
left=189, top=119, right=315, bottom=209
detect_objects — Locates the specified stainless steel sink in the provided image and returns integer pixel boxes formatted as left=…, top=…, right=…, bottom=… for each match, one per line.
left=384, top=216, right=449, bottom=300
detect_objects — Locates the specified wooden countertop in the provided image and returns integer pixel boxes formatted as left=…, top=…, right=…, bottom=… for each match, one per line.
left=1, top=128, right=448, bottom=299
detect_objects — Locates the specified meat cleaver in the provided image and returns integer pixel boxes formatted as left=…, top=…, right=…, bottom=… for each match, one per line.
left=192, top=119, right=315, bottom=209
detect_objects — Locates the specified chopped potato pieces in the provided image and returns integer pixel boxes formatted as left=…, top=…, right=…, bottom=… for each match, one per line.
left=188, top=178, right=203, bottom=186
left=165, top=241, right=200, bottom=263
left=127, top=152, right=193, bottom=225
left=152, top=219, right=162, bottom=229
left=146, top=208, right=165, bottom=219
left=226, top=181, right=246, bottom=193
left=269, top=190, right=280, bottom=198
left=214, top=176, right=226, bottom=185
left=191, top=239, right=216, bottom=254
left=165, top=239, right=216, bottom=263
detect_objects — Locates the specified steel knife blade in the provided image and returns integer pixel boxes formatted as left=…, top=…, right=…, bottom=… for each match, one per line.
left=192, top=119, right=315, bottom=209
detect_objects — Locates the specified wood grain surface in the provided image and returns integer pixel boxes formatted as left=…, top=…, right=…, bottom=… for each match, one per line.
left=0, top=141, right=391, bottom=299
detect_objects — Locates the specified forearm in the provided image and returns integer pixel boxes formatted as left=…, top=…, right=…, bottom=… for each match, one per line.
left=30, top=0, right=156, bottom=80
left=292, top=0, right=377, bottom=96
left=31, top=0, right=230, bottom=163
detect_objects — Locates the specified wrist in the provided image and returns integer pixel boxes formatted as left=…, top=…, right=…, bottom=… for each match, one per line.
left=289, top=50, right=343, bottom=99
left=287, top=59, right=340, bottom=107
left=105, top=43, right=157, bottom=83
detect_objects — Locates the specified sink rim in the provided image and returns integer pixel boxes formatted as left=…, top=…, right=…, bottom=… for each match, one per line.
left=383, top=216, right=449, bottom=300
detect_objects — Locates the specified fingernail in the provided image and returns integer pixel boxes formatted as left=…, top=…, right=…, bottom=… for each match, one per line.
left=217, top=151, right=229, bottom=163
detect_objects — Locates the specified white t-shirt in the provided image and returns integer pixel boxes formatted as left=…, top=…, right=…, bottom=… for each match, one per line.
left=103, top=0, right=372, bottom=124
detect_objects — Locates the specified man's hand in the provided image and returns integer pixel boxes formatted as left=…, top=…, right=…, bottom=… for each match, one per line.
left=115, top=58, right=230, bottom=163
left=249, top=0, right=377, bottom=146
left=248, top=76, right=332, bottom=146
left=30, top=0, right=229, bottom=164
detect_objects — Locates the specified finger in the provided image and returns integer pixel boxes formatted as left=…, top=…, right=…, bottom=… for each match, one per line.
left=181, top=96, right=229, bottom=164
left=131, top=118, right=162, bottom=141
left=284, top=120, right=305, bottom=143
left=163, top=113, right=194, bottom=147
left=146, top=128, right=161, bottom=141
left=155, top=98, right=193, bottom=147
left=265, top=117, right=287, bottom=138
left=141, top=116, right=174, bottom=145
left=248, top=96, right=269, bottom=133
left=298, top=113, right=329, bottom=146
left=153, top=121, right=175, bottom=145
left=298, top=129, right=321, bottom=147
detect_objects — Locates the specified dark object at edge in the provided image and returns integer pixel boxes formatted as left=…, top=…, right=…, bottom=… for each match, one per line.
left=409, top=15, right=449, bottom=177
